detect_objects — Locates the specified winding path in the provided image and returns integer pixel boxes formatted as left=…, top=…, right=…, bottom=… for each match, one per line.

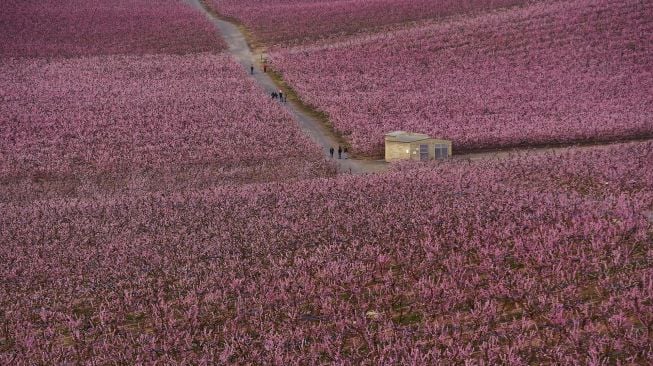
left=187, top=0, right=652, bottom=173
left=187, top=0, right=387, bottom=174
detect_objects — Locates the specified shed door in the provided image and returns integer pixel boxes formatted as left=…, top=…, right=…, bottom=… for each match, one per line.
left=435, top=144, right=448, bottom=160
left=419, top=144, right=429, bottom=161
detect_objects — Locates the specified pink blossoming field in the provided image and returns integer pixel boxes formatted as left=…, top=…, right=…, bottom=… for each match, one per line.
left=209, top=0, right=532, bottom=46
left=0, top=54, right=333, bottom=202
left=1, top=0, right=226, bottom=57
left=1, top=142, right=652, bottom=363
left=1, top=0, right=652, bottom=364
left=271, top=0, right=653, bottom=155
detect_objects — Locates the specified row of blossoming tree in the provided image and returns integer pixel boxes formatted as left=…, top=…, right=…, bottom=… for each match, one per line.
left=2, top=0, right=652, bottom=363
left=0, top=53, right=335, bottom=203
left=209, top=0, right=532, bottom=46
left=1, top=0, right=228, bottom=58
left=1, top=141, right=651, bottom=363
left=271, top=0, right=653, bottom=155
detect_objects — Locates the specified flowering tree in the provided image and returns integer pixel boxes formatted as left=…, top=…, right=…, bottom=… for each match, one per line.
left=1, top=142, right=651, bottom=363
left=2, top=0, right=651, bottom=363
left=1, top=0, right=226, bottom=57
left=0, top=53, right=333, bottom=202
left=209, top=0, right=533, bottom=46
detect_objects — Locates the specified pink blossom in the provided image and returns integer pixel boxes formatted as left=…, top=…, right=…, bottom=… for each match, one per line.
left=271, top=0, right=653, bottom=155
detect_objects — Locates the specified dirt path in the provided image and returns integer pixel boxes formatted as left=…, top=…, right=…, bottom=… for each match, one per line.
left=187, top=0, right=387, bottom=174
left=450, top=137, right=653, bottom=162
left=187, top=0, right=652, bottom=173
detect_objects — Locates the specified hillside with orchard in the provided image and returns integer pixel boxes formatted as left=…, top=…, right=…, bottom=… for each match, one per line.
left=1, top=0, right=651, bottom=364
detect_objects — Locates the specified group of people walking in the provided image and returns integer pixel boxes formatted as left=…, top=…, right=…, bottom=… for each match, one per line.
left=251, top=62, right=350, bottom=161
left=329, top=146, right=347, bottom=159
left=250, top=63, right=287, bottom=102
left=271, top=90, right=287, bottom=103
left=251, top=63, right=268, bottom=74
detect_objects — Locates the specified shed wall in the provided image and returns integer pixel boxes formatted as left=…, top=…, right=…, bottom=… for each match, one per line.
left=408, top=139, right=452, bottom=160
left=385, top=135, right=452, bottom=162
left=385, top=140, right=411, bottom=161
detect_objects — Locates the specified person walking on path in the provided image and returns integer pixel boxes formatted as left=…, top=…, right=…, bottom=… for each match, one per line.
left=343, top=147, right=348, bottom=159
left=338, top=146, right=342, bottom=159
left=271, top=91, right=277, bottom=99
left=263, top=64, right=267, bottom=73
left=329, top=147, right=334, bottom=158
left=250, top=64, right=254, bottom=75
left=278, top=90, right=284, bottom=102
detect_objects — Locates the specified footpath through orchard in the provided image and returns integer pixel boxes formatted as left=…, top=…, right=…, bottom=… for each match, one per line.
left=186, top=0, right=653, bottom=174
left=187, top=0, right=388, bottom=174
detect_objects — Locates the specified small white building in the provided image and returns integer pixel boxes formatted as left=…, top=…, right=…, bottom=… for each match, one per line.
left=384, top=131, right=452, bottom=162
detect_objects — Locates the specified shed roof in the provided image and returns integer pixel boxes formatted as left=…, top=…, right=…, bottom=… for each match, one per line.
left=385, top=131, right=431, bottom=143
